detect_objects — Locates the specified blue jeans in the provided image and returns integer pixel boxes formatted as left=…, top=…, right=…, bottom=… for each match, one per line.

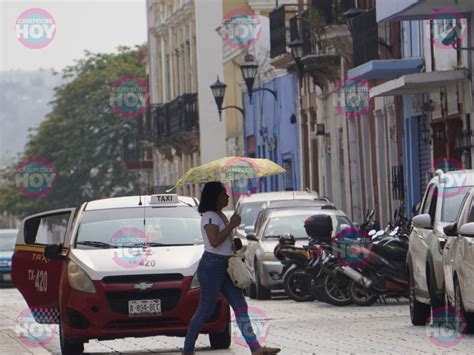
left=183, top=251, right=261, bottom=352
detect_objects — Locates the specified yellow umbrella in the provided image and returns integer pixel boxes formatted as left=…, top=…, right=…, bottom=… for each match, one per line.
left=172, top=156, right=286, bottom=189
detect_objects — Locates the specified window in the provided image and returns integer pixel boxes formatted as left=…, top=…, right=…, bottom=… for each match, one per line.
left=283, top=158, right=294, bottom=191
left=24, top=212, right=72, bottom=245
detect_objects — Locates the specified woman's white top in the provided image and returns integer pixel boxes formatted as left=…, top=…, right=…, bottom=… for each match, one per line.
left=201, top=211, right=233, bottom=256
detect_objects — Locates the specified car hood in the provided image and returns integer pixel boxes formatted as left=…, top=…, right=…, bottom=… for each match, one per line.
left=0, top=251, right=13, bottom=259
left=70, top=245, right=204, bottom=280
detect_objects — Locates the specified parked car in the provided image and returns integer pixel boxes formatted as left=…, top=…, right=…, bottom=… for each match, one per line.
left=12, top=194, right=230, bottom=354
left=0, top=229, right=17, bottom=285
left=234, top=191, right=322, bottom=240
left=245, top=207, right=353, bottom=300
left=443, top=188, right=474, bottom=333
left=408, top=169, right=474, bottom=326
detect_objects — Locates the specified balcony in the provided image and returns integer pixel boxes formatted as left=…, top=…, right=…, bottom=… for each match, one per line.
left=151, top=93, right=199, bottom=156
left=122, top=119, right=153, bottom=171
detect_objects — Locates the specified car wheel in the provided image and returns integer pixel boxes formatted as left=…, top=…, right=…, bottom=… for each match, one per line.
left=255, top=261, right=271, bottom=300
left=454, top=279, right=474, bottom=334
left=247, top=282, right=257, bottom=299
left=60, top=320, right=84, bottom=354
left=409, top=266, right=430, bottom=326
left=209, top=322, right=231, bottom=349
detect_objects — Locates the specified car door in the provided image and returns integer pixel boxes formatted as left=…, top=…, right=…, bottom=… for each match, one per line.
left=459, top=200, right=474, bottom=308
left=12, top=208, right=76, bottom=324
left=411, top=184, right=435, bottom=293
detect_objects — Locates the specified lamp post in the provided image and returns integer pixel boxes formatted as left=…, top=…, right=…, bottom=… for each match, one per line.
left=210, top=76, right=245, bottom=121
left=239, top=54, right=277, bottom=104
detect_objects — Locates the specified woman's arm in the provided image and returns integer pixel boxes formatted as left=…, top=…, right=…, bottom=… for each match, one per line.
left=204, top=214, right=241, bottom=248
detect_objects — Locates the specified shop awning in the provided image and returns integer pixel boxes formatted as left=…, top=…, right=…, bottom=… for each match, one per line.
left=348, top=58, right=424, bottom=81
left=377, top=0, right=474, bottom=22
left=370, top=69, right=469, bottom=98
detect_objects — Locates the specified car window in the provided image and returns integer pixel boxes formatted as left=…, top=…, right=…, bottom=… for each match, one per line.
left=24, top=213, right=71, bottom=245
left=239, top=202, right=265, bottom=228
left=75, top=207, right=202, bottom=247
left=441, top=186, right=474, bottom=222
left=263, top=214, right=352, bottom=240
left=467, top=202, right=474, bottom=223
left=0, top=232, right=17, bottom=251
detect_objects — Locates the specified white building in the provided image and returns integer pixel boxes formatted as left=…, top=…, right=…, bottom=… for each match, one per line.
left=145, top=0, right=227, bottom=196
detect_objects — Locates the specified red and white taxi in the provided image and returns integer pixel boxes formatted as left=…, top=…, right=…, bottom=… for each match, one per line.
left=12, top=194, right=230, bottom=354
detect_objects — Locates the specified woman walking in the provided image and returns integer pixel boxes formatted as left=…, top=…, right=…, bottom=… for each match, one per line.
left=182, top=182, right=280, bottom=355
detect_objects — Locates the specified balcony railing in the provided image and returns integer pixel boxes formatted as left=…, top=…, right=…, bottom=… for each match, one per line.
left=152, top=93, right=199, bottom=144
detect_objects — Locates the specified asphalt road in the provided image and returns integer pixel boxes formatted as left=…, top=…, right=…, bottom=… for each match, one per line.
left=1, top=286, right=473, bottom=354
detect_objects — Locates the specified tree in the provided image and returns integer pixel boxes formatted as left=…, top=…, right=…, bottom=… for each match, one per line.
left=0, top=46, right=147, bottom=219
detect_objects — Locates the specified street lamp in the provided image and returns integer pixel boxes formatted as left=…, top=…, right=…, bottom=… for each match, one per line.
left=343, top=8, right=366, bottom=33
left=210, top=76, right=245, bottom=121
left=239, top=54, right=277, bottom=104
left=289, top=39, right=304, bottom=78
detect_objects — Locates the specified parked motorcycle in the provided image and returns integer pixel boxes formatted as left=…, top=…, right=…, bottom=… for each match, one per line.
left=274, top=234, right=316, bottom=302
left=342, top=232, right=409, bottom=306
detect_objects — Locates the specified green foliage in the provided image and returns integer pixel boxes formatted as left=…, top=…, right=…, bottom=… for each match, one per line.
left=0, top=46, right=146, bottom=219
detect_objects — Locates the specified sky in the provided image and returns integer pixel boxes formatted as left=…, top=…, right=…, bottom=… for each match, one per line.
left=0, top=0, right=147, bottom=71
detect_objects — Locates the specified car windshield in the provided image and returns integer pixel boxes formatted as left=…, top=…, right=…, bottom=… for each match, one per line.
left=0, top=232, right=17, bottom=252
left=75, top=207, right=202, bottom=248
left=239, top=202, right=265, bottom=228
left=441, top=186, right=474, bottom=222
left=263, top=214, right=352, bottom=240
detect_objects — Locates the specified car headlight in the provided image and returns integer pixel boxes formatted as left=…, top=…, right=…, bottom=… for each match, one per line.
left=261, top=252, right=276, bottom=262
left=190, top=273, right=200, bottom=289
left=67, top=260, right=96, bottom=294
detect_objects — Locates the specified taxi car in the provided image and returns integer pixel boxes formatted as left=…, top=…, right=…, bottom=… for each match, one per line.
left=12, top=194, right=230, bottom=354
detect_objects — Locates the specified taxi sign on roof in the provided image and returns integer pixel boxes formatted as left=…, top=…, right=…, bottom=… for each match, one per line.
left=150, top=194, right=179, bottom=204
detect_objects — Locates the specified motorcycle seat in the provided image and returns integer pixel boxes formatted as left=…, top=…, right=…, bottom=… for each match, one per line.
left=370, top=243, right=407, bottom=262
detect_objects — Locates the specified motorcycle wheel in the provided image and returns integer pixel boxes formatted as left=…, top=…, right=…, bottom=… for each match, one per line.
left=317, top=272, right=352, bottom=306
left=348, top=280, right=378, bottom=306
left=283, top=267, right=315, bottom=302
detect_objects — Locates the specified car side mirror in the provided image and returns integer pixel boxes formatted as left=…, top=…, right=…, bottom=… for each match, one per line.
left=443, top=223, right=458, bottom=237
left=244, top=226, right=255, bottom=235
left=246, top=234, right=258, bottom=242
left=44, top=244, right=65, bottom=261
left=412, top=214, right=432, bottom=229
left=459, top=223, right=474, bottom=237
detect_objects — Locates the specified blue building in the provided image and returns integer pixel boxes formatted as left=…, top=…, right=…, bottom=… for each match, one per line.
left=242, top=73, right=301, bottom=192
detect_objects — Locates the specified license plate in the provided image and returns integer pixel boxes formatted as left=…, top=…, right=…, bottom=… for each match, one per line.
left=128, top=299, right=161, bottom=317
left=3, top=274, right=11, bottom=282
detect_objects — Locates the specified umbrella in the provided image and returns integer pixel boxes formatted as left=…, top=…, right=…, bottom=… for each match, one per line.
left=171, top=156, right=286, bottom=189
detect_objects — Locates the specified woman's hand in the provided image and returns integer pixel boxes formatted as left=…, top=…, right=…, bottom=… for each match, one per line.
left=229, top=213, right=242, bottom=229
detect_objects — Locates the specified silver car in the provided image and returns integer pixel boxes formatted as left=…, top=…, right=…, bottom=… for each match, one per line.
left=443, top=188, right=474, bottom=333
left=245, top=208, right=353, bottom=300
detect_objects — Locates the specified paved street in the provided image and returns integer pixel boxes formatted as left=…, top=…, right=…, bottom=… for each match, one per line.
left=1, top=287, right=474, bottom=354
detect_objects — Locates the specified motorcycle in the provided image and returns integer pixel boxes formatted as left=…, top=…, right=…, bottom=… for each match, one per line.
left=341, top=231, right=409, bottom=306
left=274, top=234, right=317, bottom=302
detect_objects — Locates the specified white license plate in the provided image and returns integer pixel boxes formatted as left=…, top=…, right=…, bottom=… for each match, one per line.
left=3, top=274, right=11, bottom=281
left=128, top=299, right=161, bottom=317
